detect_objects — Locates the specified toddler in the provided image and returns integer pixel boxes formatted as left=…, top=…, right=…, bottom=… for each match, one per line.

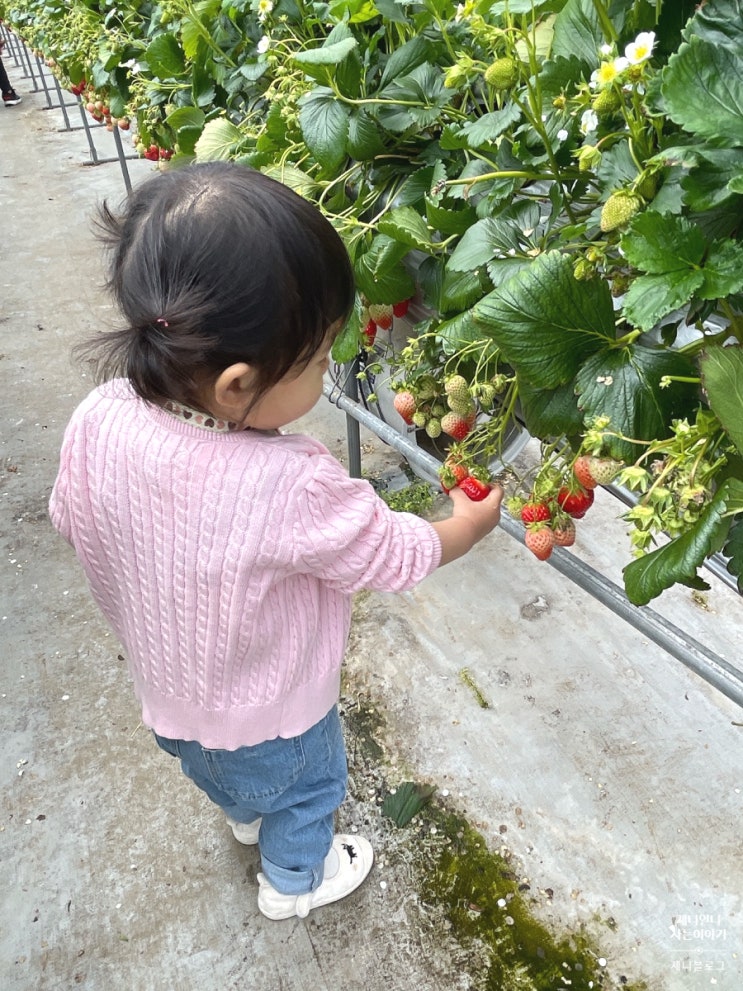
left=49, top=162, right=503, bottom=920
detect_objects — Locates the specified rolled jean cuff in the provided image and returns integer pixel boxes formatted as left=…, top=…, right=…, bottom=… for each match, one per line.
left=260, top=852, right=325, bottom=895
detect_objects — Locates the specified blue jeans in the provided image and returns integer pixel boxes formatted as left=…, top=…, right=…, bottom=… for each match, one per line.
left=154, top=706, right=347, bottom=895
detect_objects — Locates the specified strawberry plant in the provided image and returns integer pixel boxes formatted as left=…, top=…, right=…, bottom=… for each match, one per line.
left=5, top=0, right=743, bottom=603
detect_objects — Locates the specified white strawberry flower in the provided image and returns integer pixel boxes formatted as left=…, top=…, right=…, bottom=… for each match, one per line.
left=257, top=35, right=271, bottom=54
left=580, top=109, right=599, bottom=135
left=599, top=43, right=614, bottom=57
left=625, top=31, right=656, bottom=65
left=256, top=0, right=273, bottom=22
left=557, top=128, right=568, bottom=142
left=590, top=57, right=629, bottom=87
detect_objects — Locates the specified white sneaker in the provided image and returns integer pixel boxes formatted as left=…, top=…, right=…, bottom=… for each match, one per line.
left=257, top=834, right=374, bottom=920
left=226, top=815, right=262, bottom=845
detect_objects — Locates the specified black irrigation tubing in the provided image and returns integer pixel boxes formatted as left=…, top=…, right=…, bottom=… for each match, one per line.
left=324, top=377, right=743, bottom=711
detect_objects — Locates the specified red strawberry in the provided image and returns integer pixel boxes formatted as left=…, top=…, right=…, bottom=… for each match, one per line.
left=572, top=456, right=598, bottom=490
left=440, top=411, right=475, bottom=441
left=393, top=391, right=416, bottom=425
left=525, top=525, right=555, bottom=560
left=362, top=319, right=377, bottom=347
left=392, top=298, right=411, bottom=318
left=552, top=518, right=576, bottom=547
left=520, top=501, right=551, bottom=524
left=459, top=476, right=491, bottom=501
left=557, top=486, right=594, bottom=518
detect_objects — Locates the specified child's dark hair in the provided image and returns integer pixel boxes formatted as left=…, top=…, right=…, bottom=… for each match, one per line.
left=86, top=162, right=355, bottom=410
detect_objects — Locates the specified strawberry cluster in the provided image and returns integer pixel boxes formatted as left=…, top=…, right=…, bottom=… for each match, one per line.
left=360, top=297, right=411, bottom=348
left=75, top=83, right=131, bottom=131
left=133, top=136, right=174, bottom=162
left=509, top=455, right=622, bottom=561
left=392, top=373, right=500, bottom=443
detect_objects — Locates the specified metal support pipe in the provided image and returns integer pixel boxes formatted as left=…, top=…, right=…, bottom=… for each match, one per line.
left=325, top=384, right=743, bottom=709
left=112, top=125, right=133, bottom=193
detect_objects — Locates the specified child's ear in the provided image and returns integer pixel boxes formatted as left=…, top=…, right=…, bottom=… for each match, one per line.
left=212, top=363, right=255, bottom=416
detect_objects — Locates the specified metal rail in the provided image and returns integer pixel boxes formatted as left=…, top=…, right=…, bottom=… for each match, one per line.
left=324, top=382, right=743, bottom=710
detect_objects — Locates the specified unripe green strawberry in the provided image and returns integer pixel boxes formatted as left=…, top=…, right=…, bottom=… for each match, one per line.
left=431, top=402, right=447, bottom=418
left=592, top=88, right=622, bottom=116
left=444, top=375, right=470, bottom=403
left=416, top=375, right=439, bottom=401
left=587, top=456, right=622, bottom=485
left=476, top=383, right=497, bottom=407
left=412, top=410, right=428, bottom=428
left=600, top=191, right=642, bottom=232
left=447, top=396, right=477, bottom=417
left=484, top=57, right=520, bottom=90
left=425, top=418, right=442, bottom=438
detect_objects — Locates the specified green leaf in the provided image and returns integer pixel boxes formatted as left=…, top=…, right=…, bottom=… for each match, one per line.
left=575, top=344, right=701, bottom=461
left=623, top=479, right=743, bottom=605
left=293, top=37, right=358, bottom=67
left=354, top=236, right=415, bottom=304
left=192, top=61, right=216, bottom=107
left=551, top=0, right=603, bottom=65
left=622, top=270, right=705, bottom=333
left=457, top=104, right=522, bottom=149
left=194, top=117, right=242, bottom=161
left=346, top=108, right=386, bottom=160
left=435, top=310, right=486, bottom=349
left=699, top=240, right=743, bottom=300
left=620, top=213, right=706, bottom=275
left=379, top=36, right=432, bottom=89
left=448, top=217, right=519, bottom=272
left=472, top=252, right=615, bottom=389
left=662, top=36, right=743, bottom=146
left=165, top=106, right=205, bottom=130
left=425, top=198, right=478, bottom=237
left=144, top=33, right=186, bottom=78
left=699, top=345, right=743, bottom=456
left=377, top=207, right=432, bottom=251
left=298, top=88, right=350, bottom=171
left=331, top=311, right=362, bottom=364
left=382, top=781, right=436, bottom=828
left=440, top=267, right=486, bottom=314
left=180, top=19, right=205, bottom=61
left=517, top=375, right=585, bottom=439
left=261, top=164, right=320, bottom=198
left=722, top=517, right=743, bottom=594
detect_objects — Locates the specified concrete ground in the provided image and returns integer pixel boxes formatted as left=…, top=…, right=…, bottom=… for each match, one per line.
left=2, top=58, right=742, bottom=991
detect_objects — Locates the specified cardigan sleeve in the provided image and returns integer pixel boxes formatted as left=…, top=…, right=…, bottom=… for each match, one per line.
left=290, top=451, right=441, bottom=593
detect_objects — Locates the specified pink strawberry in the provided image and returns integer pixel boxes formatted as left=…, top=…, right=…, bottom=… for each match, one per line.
left=393, top=391, right=416, bottom=425
left=552, top=518, right=576, bottom=547
left=525, top=525, right=555, bottom=561
left=440, top=411, right=475, bottom=441
left=368, top=303, right=393, bottom=330
left=572, top=456, right=598, bottom=490
left=587, top=457, right=622, bottom=485
left=439, top=457, right=469, bottom=493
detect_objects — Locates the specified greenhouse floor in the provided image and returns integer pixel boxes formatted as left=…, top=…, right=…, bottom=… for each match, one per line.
left=2, top=70, right=742, bottom=991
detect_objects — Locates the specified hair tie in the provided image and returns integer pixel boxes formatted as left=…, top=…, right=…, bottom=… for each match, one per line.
left=155, top=317, right=170, bottom=328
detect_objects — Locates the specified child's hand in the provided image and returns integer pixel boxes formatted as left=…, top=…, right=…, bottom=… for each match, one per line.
left=448, top=484, right=503, bottom=538
left=433, top=484, right=504, bottom=567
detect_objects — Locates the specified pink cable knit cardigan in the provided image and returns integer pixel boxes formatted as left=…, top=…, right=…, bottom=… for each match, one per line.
left=49, top=380, right=441, bottom=749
